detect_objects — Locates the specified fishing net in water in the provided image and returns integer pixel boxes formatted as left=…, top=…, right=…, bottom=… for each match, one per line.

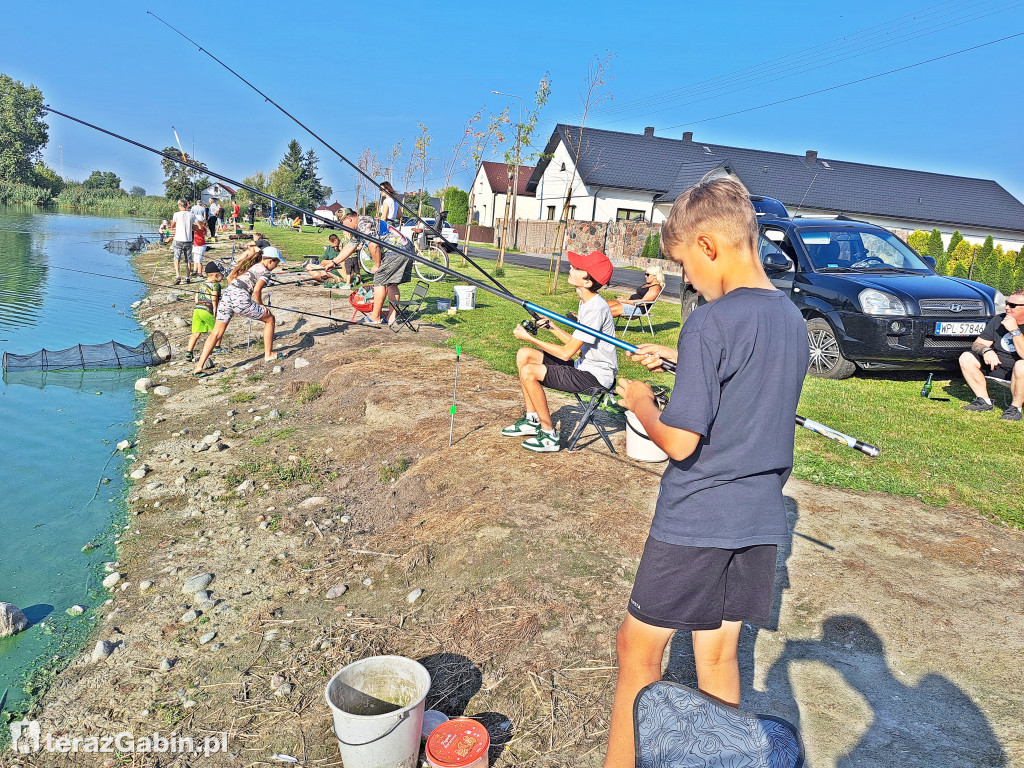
left=2, top=331, right=171, bottom=373
left=105, top=235, right=151, bottom=253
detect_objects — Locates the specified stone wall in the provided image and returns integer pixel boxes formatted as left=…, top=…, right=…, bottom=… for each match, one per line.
left=494, top=218, right=671, bottom=268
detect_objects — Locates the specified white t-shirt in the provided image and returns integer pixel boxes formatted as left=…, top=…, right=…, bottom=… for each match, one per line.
left=172, top=210, right=193, bottom=243
left=572, top=293, right=618, bottom=388
left=381, top=195, right=396, bottom=221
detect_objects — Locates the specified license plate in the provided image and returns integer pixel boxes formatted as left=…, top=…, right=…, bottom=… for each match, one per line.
left=935, top=321, right=985, bottom=336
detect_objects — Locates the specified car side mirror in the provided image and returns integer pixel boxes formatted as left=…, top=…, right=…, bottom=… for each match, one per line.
left=762, top=251, right=793, bottom=274
left=923, top=255, right=936, bottom=269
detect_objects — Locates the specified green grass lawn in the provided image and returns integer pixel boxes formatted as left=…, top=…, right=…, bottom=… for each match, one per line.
left=253, top=226, right=1022, bottom=528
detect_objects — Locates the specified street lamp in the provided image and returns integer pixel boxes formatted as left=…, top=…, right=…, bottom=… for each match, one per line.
left=491, top=90, right=524, bottom=266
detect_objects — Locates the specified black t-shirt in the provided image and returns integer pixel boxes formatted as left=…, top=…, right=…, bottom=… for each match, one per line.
left=979, top=315, right=1022, bottom=368
left=652, top=288, right=809, bottom=549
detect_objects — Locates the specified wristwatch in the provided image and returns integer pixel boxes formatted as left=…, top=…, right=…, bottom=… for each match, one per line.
left=1012, top=330, right=1022, bottom=337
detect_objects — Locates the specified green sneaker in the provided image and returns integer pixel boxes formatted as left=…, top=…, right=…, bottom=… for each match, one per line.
left=183, top=350, right=194, bottom=362
left=502, top=417, right=540, bottom=437
left=521, top=429, right=561, bottom=452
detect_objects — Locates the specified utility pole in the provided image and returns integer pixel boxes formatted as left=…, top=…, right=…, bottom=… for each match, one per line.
left=58, top=145, right=63, bottom=177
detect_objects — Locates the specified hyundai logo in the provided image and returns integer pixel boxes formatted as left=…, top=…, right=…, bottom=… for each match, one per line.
left=948, top=303, right=963, bottom=313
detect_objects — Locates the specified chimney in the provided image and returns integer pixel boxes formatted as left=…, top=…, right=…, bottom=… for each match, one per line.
left=643, top=126, right=655, bottom=138
left=682, top=131, right=693, bottom=143
left=805, top=150, right=818, bottom=164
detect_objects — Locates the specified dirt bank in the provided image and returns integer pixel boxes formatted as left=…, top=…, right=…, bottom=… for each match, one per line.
left=19, top=243, right=1024, bottom=767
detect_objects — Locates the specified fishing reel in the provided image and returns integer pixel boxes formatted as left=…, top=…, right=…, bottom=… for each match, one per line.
left=521, top=319, right=538, bottom=336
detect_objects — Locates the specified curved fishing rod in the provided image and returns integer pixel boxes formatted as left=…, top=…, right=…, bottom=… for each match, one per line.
left=44, top=105, right=876, bottom=455
left=145, top=11, right=530, bottom=315
left=5, top=264, right=378, bottom=330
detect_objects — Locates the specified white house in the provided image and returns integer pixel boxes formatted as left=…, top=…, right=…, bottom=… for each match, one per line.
left=200, top=182, right=235, bottom=206
left=527, top=125, right=1024, bottom=250
left=469, top=161, right=539, bottom=227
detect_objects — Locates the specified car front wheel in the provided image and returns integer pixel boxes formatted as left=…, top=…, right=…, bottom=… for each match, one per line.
left=681, top=288, right=701, bottom=321
left=805, top=317, right=857, bottom=379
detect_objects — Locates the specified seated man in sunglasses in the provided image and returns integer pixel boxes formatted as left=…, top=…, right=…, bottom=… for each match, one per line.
left=959, top=289, right=1024, bottom=421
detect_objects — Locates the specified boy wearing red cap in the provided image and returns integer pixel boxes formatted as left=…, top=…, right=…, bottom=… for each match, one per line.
left=503, top=250, right=618, bottom=452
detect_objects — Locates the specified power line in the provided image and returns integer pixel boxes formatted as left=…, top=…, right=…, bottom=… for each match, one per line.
left=658, top=30, right=1024, bottom=130
left=587, top=0, right=1023, bottom=126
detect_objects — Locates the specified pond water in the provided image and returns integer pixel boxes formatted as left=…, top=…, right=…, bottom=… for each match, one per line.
left=0, top=206, right=155, bottom=717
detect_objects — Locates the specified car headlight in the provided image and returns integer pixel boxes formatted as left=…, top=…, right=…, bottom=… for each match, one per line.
left=858, top=288, right=906, bottom=316
left=993, top=290, right=1006, bottom=316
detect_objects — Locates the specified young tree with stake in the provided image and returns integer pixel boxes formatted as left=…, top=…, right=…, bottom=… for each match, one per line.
left=550, top=52, right=614, bottom=293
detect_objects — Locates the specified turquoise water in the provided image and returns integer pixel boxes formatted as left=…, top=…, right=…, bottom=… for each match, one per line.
left=0, top=207, right=154, bottom=717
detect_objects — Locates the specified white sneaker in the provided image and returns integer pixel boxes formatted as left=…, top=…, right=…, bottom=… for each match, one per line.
left=521, top=429, right=560, bottom=452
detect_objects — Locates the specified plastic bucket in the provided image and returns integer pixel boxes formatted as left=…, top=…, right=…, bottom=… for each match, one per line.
left=453, top=285, right=477, bottom=310
left=325, top=655, right=432, bottom=768
left=436, top=298, right=452, bottom=311
left=625, top=411, right=668, bottom=463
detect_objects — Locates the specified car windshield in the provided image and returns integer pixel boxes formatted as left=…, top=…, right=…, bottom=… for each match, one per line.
left=798, top=228, right=931, bottom=273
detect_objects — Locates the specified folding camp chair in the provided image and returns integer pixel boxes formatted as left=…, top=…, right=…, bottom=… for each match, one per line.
left=618, top=289, right=664, bottom=337
left=389, top=281, right=429, bottom=333
left=565, top=382, right=618, bottom=453
left=635, top=681, right=804, bottom=768
left=986, top=375, right=1013, bottom=408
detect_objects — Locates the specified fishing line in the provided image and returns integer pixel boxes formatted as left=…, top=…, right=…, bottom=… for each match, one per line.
left=42, top=105, right=876, bottom=453
left=0, top=265, right=376, bottom=329
left=145, top=11, right=533, bottom=315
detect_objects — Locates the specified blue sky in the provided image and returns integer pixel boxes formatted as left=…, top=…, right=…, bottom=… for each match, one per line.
left=4, top=0, right=1024, bottom=204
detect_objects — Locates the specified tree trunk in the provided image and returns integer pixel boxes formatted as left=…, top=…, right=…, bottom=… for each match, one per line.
left=498, top=190, right=513, bottom=268
left=549, top=191, right=573, bottom=293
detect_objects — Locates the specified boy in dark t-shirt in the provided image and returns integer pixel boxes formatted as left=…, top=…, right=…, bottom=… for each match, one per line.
left=603, top=178, right=809, bottom=767
left=958, top=289, right=1024, bottom=420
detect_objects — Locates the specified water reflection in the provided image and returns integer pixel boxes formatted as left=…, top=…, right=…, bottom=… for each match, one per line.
left=0, top=228, right=49, bottom=331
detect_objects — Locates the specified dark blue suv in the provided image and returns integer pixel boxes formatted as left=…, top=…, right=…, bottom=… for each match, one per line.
left=680, top=199, right=1006, bottom=378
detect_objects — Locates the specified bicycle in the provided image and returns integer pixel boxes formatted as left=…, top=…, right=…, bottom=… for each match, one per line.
left=358, top=238, right=450, bottom=283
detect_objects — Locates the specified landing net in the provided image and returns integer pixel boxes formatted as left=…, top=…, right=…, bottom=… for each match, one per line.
left=2, top=331, right=171, bottom=372
left=105, top=235, right=151, bottom=253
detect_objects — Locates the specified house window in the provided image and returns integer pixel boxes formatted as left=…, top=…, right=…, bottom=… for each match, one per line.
left=567, top=205, right=576, bottom=220
left=547, top=206, right=556, bottom=221
left=616, top=208, right=646, bottom=222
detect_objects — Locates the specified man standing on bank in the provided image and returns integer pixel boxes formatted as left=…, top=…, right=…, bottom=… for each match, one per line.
left=959, top=289, right=1024, bottom=421
left=336, top=208, right=414, bottom=325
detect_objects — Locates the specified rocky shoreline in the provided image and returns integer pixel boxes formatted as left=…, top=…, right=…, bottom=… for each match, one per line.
left=14, top=241, right=1024, bottom=767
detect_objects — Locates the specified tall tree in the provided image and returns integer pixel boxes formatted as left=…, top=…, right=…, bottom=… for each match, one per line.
left=947, top=239, right=972, bottom=276
left=907, top=229, right=929, bottom=255
left=129, top=185, right=146, bottom=197
left=438, top=186, right=469, bottom=225
left=926, top=229, right=944, bottom=262
left=0, top=74, right=48, bottom=184
left=31, top=160, right=63, bottom=195
left=160, top=147, right=210, bottom=201
left=946, top=230, right=964, bottom=255
left=82, top=170, right=122, bottom=192
left=300, top=148, right=332, bottom=208
left=971, top=235, right=995, bottom=283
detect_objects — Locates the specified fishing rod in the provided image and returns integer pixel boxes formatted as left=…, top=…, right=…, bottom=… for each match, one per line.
left=3, top=264, right=377, bottom=330
left=44, top=106, right=876, bottom=455
left=146, top=11, right=531, bottom=316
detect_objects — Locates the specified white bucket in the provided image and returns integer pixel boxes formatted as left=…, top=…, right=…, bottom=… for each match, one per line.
left=453, top=285, right=477, bottom=310
left=625, top=410, right=668, bottom=463
left=325, top=655, right=432, bottom=768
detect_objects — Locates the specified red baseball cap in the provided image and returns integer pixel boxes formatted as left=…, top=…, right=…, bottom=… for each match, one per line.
left=567, top=250, right=614, bottom=286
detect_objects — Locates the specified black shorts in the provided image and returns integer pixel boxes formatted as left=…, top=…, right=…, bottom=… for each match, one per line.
left=628, top=537, right=777, bottom=631
left=972, top=351, right=1015, bottom=381
left=540, top=352, right=601, bottom=394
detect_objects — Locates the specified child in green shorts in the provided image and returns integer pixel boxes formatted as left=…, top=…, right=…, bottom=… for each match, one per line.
left=184, top=262, right=223, bottom=362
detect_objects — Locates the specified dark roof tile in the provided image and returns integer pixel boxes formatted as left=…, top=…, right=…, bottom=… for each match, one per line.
left=527, top=125, right=1024, bottom=233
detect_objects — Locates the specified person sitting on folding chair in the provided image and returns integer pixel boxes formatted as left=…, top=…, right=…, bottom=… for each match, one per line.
left=502, top=250, right=618, bottom=452
left=303, top=233, right=360, bottom=289
left=608, top=264, right=664, bottom=318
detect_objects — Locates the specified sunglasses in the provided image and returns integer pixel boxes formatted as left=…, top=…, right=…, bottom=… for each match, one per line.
left=1007, top=302, right=1022, bottom=309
